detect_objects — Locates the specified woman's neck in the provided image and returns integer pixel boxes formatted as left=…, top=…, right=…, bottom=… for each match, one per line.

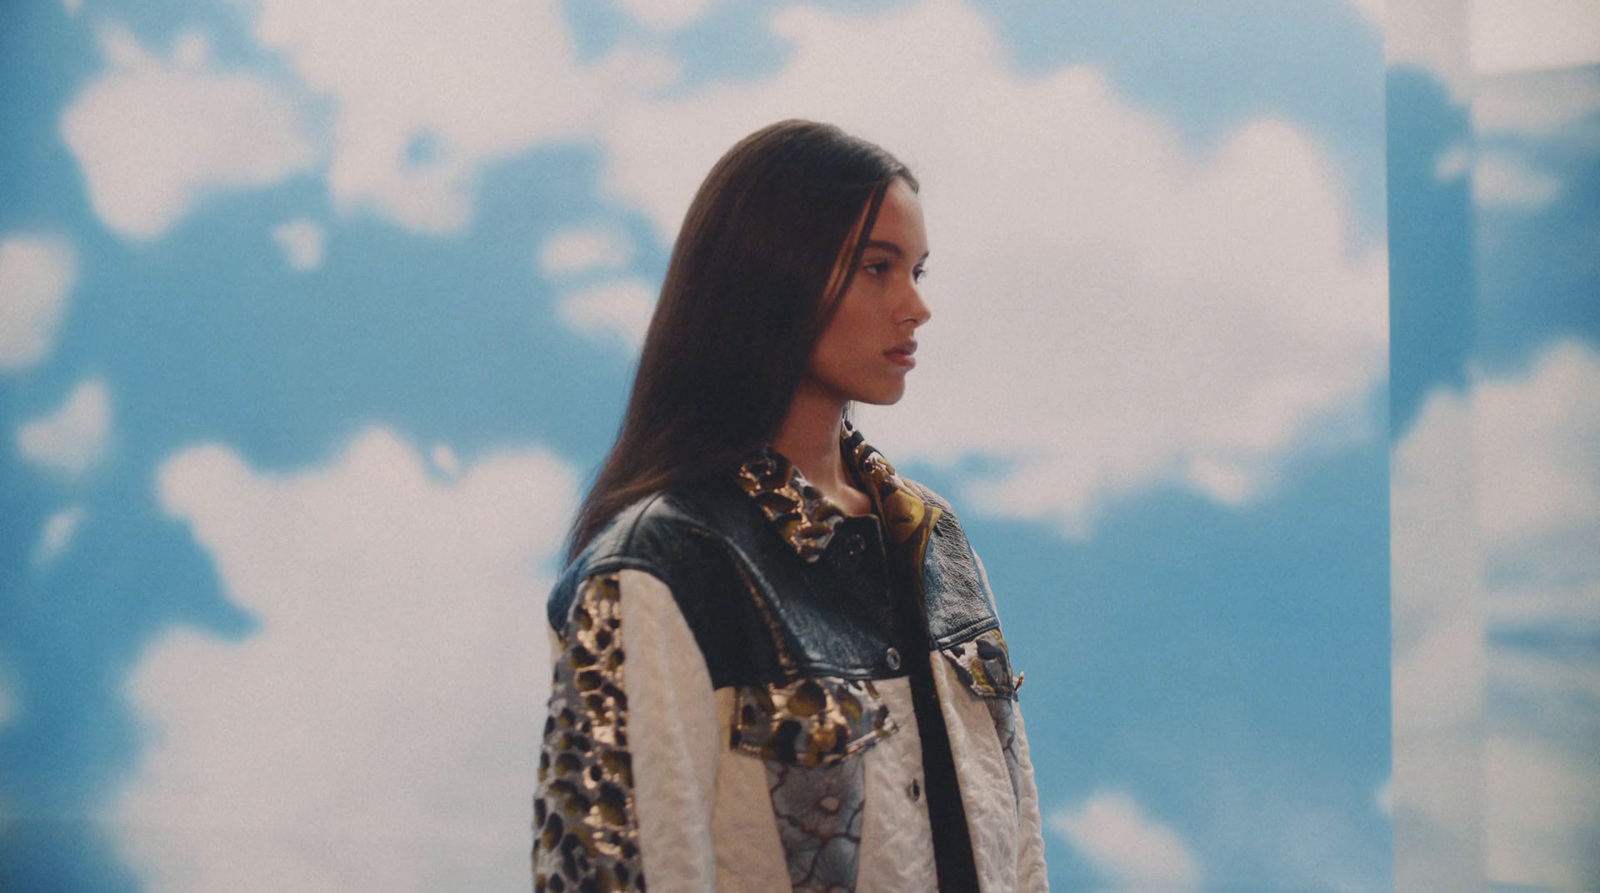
left=771, top=387, right=871, bottom=516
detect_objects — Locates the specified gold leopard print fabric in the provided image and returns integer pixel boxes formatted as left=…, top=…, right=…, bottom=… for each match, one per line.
left=735, top=446, right=848, bottom=562
left=940, top=628, right=1018, bottom=701
left=735, top=424, right=933, bottom=560
left=533, top=573, right=644, bottom=892
left=731, top=677, right=897, bottom=767
left=847, top=434, right=927, bottom=547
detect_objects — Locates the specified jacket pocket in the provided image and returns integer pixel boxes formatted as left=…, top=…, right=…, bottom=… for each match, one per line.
left=938, top=628, right=1018, bottom=701
left=730, top=676, right=898, bottom=767
left=730, top=677, right=897, bottom=891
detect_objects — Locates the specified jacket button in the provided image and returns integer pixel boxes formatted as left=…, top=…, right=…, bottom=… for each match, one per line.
left=908, top=777, right=922, bottom=801
left=885, top=647, right=901, bottom=671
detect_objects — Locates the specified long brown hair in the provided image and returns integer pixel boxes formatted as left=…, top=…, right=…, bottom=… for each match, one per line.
left=566, top=120, right=917, bottom=560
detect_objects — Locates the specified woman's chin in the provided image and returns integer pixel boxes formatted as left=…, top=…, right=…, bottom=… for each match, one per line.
left=850, top=384, right=908, bottom=407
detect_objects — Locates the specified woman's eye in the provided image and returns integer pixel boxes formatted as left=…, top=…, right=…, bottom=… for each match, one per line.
left=863, top=260, right=889, bottom=275
left=912, top=267, right=928, bottom=283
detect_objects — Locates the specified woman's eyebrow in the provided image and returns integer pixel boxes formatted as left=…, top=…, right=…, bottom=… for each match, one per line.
left=864, top=239, right=929, bottom=261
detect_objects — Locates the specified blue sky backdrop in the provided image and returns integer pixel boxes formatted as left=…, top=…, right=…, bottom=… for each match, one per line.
left=1385, top=2, right=1600, bottom=891
left=0, top=0, right=1584, bottom=891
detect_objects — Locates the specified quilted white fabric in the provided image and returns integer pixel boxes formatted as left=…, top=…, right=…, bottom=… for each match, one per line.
left=855, top=678, right=939, bottom=892
left=933, top=654, right=1019, bottom=892
left=709, top=688, right=791, bottom=890
left=606, top=568, right=1048, bottom=892
left=620, top=570, right=723, bottom=893
left=1012, top=705, right=1051, bottom=890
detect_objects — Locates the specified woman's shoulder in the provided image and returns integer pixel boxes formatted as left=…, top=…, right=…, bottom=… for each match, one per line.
left=547, top=478, right=807, bottom=686
left=875, top=467, right=970, bottom=542
left=546, top=479, right=757, bottom=630
left=895, top=473, right=957, bottom=514
left=580, top=477, right=759, bottom=564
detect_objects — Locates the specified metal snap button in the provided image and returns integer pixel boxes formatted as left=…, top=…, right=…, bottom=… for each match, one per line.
left=885, top=647, right=901, bottom=671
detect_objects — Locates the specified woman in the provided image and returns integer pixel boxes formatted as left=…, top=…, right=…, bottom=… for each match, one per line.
left=534, top=120, right=1048, bottom=892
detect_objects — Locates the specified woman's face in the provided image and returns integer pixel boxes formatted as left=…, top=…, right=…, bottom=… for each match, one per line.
left=806, top=177, right=931, bottom=406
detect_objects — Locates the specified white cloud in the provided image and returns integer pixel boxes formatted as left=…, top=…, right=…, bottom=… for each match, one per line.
left=556, top=278, right=656, bottom=348
left=593, top=42, right=684, bottom=95
left=1386, top=0, right=1472, bottom=101
left=62, top=0, right=82, bottom=15
left=236, top=0, right=659, bottom=232
left=538, top=225, right=634, bottom=277
left=1491, top=649, right=1600, bottom=727
left=615, top=0, right=714, bottom=31
left=1388, top=0, right=1600, bottom=98
left=1475, top=342, right=1600, bottom=891
left=430, top=443, right=460, bottom=476
left=223, top=0, right=687, bottom=233
left=174, top=0, right=1381, bottom=530
left=1348, top=0, right=1386, bottom=29
left=34, top=505, right=87, bottom=567
left=1474, top=65, right=1600, bottom=136
left=1216, top=783, right=1390, bottom=893
left=1049, top=790, right=1201, bottom=893
left=16, top=378, right=112, bottom=477
left=1487, top=735, right=1600, bottom=889
left=1473, top=150, right=1561, bottom=207
left=272, top=218, right=325, bottom=271
left=120, top=1, right=1383, bottom=521
left=0, top=235, right=76, bottom=371
left=1392, top=342, right=1600, bottom=893
left=1390, top=384, right=1486, bottom=893
left=61, top=28, right=318, bottom=240
left=597, top=0, right=1386, bottom=534
left=1470, top=341, right=1600, bottom=649
left=1471, top=0, right=1600, bottom=75
left=1488, top=582, right=1600, bottom=636
left=1391, top=384, right=1485, bottom=727
left=1472, top=340, right=1600, bottom=545
left=1395, top=607, right=1485, bottom=734
left=112, top=427, right=575, bottom=893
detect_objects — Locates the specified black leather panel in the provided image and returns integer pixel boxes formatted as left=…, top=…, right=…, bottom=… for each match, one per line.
left=906, top=481, right=1000, bottom=649
left=548, top=476, right=999, bottom=688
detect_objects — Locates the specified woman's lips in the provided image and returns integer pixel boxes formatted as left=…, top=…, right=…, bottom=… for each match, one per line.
left=886, top=342, right=917, bottom=368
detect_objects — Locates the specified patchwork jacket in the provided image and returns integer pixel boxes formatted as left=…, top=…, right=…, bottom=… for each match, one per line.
left=533, top=423, right=1049, bottom=892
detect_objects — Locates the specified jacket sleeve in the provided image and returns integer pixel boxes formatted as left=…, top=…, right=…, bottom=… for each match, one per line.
left=1012, top=700, right=1050, bottom=889
left=974, top=548, right=1051, bottom=891
left=533, top=568, right=722, bottom=893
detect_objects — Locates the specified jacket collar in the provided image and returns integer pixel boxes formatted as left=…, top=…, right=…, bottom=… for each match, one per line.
left=733, top=420, right=930, bottom=562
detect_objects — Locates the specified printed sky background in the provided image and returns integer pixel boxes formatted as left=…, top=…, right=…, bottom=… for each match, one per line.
left=1385, top=1, right=1600, bottom=891
left=0, top=0, right=1585, bottom=890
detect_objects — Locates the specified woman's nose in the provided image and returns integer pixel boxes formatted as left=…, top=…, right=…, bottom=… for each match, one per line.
left=901, top=283, right=931, bottom=327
